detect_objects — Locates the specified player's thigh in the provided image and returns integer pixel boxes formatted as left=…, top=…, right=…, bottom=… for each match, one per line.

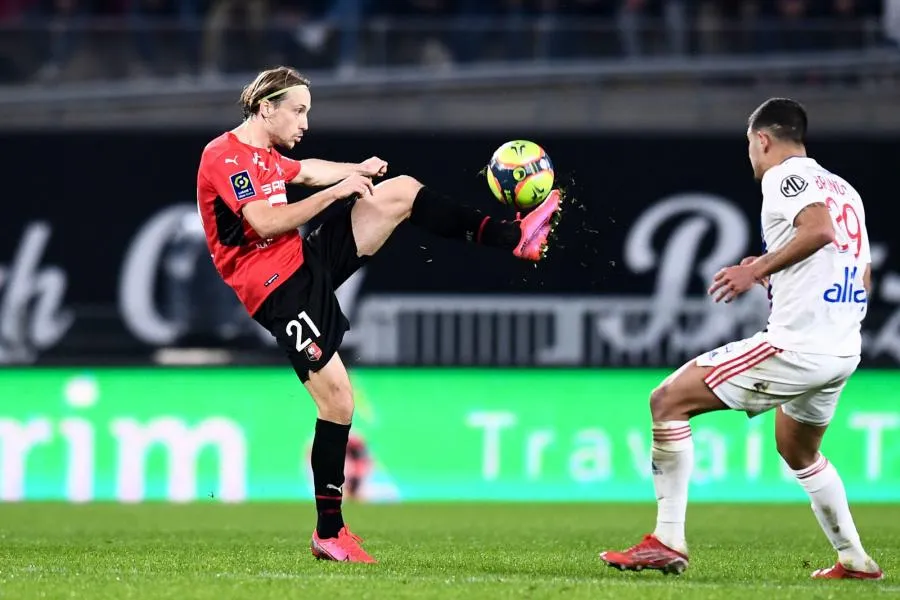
left=776, top=355, right=860, bottom=468
left=695, top=332, right=793, bottom=419
left=650, top=360, right=728, bottom=421
left=252, top=262, right=351, bottom=390
left=779, top=354, right=860, bottom=427
left=306, top=200, right=369, bottom=289
left=305, top=352, right=355, bottom=425
left=351, top=175, right=423, bottom=257
left=650, top=333, right=788, bottom=421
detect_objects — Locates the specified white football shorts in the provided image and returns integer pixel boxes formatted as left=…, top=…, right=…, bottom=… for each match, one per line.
left=695, top=332, right=860, bottom=426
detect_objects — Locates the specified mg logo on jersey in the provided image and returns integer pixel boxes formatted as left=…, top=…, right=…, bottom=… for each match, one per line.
left=824, top=266, right=867, bottom=305
left=780, top=175, right=808, bottom=197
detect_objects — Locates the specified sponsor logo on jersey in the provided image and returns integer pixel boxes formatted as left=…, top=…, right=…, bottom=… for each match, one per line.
left=261, top=180, right=286, bottom=195
left=780, top=174, right=808, bottom=197
left=823, top=266, right=867, bottom=304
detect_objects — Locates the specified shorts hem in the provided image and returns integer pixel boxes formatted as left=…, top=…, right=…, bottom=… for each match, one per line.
left=779, top=404, right=832, bottom=427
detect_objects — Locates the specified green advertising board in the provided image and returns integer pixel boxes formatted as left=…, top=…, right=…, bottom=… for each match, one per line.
left=1, top=368, right=898, bottom=502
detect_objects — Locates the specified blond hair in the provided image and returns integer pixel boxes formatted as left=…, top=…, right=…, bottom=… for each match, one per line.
left=239, top=66, right=310, bottom=119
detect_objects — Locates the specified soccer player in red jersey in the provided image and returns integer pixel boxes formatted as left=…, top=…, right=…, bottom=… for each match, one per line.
left=196, top=66, right=562, bottom=563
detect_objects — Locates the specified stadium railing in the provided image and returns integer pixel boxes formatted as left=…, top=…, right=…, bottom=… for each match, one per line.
left=0, top=16, right=897, bottom=130
left=0, top=15, right=892, bottom=83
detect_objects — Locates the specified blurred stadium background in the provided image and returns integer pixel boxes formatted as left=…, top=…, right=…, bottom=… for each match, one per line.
left=2, top=0, right=900, bottom=507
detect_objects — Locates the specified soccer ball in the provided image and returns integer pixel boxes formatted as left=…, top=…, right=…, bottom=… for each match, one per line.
left=486, top=140, right=554, bottom=211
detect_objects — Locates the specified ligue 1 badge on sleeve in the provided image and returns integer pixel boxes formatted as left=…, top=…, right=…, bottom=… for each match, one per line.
left=230, top=170, right=256, bottom=201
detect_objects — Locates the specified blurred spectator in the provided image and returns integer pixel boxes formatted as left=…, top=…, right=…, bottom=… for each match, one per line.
left=696, top=0, right=726, bottom=55
left=533, top=0, right=565, bottom=60
left=618, top=0, right=649, bottom=57
left=886, top=0, right=900, bottom=46
left=327, top=0, right=368, bottom=75
left=617, top=0, right=687, bottom=58
left=407, top=0, right=454, bottom=68
left=202, top=0, right=269, bottom=79
left=664, top=0, right=689, bottom=56
left=769, top=0, right=816, bottom=53
left=32, top=0, right=86, bottom=82
left=0, top=0, right=893, bottom=85
left=830, top=0, right=867, bottom=50
left=452, top=0, right=527, bottom=65
left=289, top=0, right=369, bottom=77
left=0, top=0, right=36, bottom=22
left=126, top=0, right=201, bottom=79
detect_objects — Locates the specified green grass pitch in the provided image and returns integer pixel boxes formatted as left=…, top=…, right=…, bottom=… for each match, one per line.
left=0, top=502, right=897, bottom=599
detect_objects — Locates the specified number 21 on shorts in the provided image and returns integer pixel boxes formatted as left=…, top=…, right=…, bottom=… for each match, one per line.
left=286, top=311, right=321, bottom=353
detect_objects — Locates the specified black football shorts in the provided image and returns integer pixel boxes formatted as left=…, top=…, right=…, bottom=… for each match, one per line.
left=253, top=200, right=368, bottom=382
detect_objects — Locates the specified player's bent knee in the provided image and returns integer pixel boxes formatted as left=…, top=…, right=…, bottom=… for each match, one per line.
left=386, top=174, right=422, bottom=191
left=776, top=438, right=818, bottom=470
left=374, top=174, right=422, bottom=199
left=315, top=380, right=354, bottom=424
left=649, top=384, right=674, bottom=421
left=306, top=363, right=355, bottom=424
left=374, top=175, right=423, bottom=219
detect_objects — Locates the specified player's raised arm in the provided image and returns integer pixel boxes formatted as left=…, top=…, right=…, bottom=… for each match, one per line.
left=244, top=175, right=374, bottom=238
left=746, top=203, right=835, bottom=281
left=710, top=206, right=834, bottom=304
left=291, top=157, right=388, bottom=186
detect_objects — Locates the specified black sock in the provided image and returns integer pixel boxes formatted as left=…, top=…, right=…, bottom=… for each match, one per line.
left=409, top=186, right=520, bottom=250
left=311, top=418, right=350, bottom=538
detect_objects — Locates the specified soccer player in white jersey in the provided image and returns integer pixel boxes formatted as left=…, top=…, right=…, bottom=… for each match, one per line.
left=599, top=98, right=883, bottom=580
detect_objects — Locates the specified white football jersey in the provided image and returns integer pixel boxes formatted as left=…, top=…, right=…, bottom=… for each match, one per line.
left=760, top=156, right=871, bottom=356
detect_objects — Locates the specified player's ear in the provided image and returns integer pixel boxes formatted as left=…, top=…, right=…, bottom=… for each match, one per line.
left=260, top=100, right=271, bottom=119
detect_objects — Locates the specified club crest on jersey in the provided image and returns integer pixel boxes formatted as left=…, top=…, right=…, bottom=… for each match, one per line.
left=229, top=170, right=255, bottom=201
left=780, top=174, right=808, bottom=198
left=306, top=342, right=323, bottom=362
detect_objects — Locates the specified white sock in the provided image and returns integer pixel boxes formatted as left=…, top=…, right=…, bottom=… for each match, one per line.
left=793, top=454, right=876, bottom=572
left=651, top=421, right=693, bottom=554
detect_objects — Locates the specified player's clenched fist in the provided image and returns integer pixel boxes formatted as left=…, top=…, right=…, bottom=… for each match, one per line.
left=357, top=157, right=388, bottom=178
left=332, top=174, right=375, bottom=199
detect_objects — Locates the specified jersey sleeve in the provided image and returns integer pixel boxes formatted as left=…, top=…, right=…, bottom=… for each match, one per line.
left=201, top=150, right=267, bottom=214
left=762, top=168, right=821, bottom=227
left=279, top=155, right=302, bottom=181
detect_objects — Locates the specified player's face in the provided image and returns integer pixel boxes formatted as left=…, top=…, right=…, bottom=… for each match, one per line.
left=266, top=86, right=311, bottom=149
left=747, top=127, right=767, bottom=180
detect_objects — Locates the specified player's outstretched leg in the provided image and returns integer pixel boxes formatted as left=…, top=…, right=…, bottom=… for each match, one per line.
left=599, top=362, right=728, bottom=575
left=775, top=408, right=883, bottom=580
left=409, top=184, right=562, bottom=261
left=304, top=353, right=376, bottom=564
left=345, top=175, right=562, bottom=262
